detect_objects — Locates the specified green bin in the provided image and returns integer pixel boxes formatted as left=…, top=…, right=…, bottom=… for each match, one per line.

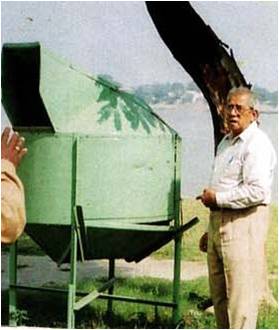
left=2, top=42, right=198, bottom=327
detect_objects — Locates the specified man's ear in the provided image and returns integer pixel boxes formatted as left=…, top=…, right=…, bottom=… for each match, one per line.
left=251, top=109, right=260, bottom=126
left=252, top=109, right=259, bottom=121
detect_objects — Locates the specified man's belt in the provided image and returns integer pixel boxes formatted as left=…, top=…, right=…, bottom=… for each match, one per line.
left=210, top=203, right=267, bottom=212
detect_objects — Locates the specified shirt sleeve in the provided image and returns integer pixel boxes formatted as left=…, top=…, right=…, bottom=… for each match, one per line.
left=1, top=159, right=26, bottom=244
left=215, top=136, right=276, bottom=209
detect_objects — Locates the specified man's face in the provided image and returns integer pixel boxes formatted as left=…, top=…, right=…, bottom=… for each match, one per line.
left=226, top=93, right=257, bottom=137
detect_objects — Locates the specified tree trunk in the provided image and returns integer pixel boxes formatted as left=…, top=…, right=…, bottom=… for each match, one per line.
left=146, top=1, right=250, bottom=153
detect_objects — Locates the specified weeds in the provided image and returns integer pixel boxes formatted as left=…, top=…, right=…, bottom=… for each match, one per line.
left=10, top=309, right=29, bottom=325
left=2, top=276, right=277, bottom=328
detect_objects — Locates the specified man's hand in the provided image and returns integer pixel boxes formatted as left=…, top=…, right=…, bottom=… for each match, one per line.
left=196, top=188, right=217, bottom=209
left=199, top=232, right=208, bottom=253
left=1, top=127, right=27, bottom=168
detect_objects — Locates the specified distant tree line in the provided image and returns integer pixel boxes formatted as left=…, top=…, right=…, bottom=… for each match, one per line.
left=133, top=82, right=277, bottom=108
left=253, top=85, right=278, bottom=107
left=98, top=74, right=277, bottom=108
left=133, top=82, right=201, bottom=105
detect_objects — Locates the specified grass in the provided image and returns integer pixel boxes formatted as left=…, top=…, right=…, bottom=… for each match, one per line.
left=152, top=198, right=210, bottom=260
left=153, top=199, right=278, bottom=273
left=1, top=198, right=277, bottom=328
left=265, top=203, right=278, bottom=274
left=1, top=276, right=214, bottom=328
left=1, top=276, right=277, bottom=328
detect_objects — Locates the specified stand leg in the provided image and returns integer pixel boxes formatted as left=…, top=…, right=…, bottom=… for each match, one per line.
left=9, top=242, right=18, bottom=326
left=67, top=224, right=77, bottom=329
left=172, top=232, right=182, bottom=326
left=172, top=135, right=182, bottom=326
left=107, top=258, right=115, bottom=319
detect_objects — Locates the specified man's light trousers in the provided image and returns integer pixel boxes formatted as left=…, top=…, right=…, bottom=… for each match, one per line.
left=207, top=205, right=269, bottom=329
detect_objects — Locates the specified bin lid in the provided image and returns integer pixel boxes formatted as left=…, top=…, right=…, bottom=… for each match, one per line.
left=2, top=42, right=53, bottom=128
left=2, top=42, right=175, bottom=136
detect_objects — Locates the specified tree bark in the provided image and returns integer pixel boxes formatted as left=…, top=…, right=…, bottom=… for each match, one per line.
left=146, top=1, right=250, bottom=152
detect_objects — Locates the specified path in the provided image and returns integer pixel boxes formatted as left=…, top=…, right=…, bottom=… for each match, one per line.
left=1, top=253, right=208, bottom=290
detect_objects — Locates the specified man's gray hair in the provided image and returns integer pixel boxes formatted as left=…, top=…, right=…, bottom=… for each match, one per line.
left=227, top=86, right=259, bottom=109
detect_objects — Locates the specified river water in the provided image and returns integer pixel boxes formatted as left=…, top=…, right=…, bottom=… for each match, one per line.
left=155, top=105, right=278, bottom=202
left=2, top=105, right=277, bottom=202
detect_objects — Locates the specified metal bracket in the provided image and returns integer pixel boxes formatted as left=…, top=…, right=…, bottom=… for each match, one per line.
left=73, top=205, right=89, bottom=262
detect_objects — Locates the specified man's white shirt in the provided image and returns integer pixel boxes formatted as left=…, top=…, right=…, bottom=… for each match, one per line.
left=210, top=121, right=276, bottom=209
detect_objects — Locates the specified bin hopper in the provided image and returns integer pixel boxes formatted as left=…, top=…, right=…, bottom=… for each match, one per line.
left=2, top=42, right=198, bottom=264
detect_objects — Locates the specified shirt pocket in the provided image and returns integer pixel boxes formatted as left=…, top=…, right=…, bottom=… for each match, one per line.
left=223, top=157, right=242, bottom=179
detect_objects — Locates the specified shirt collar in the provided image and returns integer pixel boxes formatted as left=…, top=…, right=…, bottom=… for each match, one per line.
left=225, top=121, right=258, bottom=144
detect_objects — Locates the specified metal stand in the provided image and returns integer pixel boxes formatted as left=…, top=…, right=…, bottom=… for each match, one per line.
left=172, top=135, right=182, bottom=325
left=65, top=207, right=118, bottom=328
left=107, top=258, right=115, bottom=318
left=66, top=205, right=186, bottom=328
left=8, top=205, right=198, bottom=329
left=67, top=221, right=78, bottom=328
left=172, top=231, right=182, bottom=325
left=9, top=242, right=18, bottom=326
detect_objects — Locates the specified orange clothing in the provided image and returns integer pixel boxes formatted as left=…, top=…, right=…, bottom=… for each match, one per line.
left=1, top=159, right=26, bottom=243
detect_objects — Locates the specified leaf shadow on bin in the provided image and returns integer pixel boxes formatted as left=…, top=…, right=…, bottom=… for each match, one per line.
left=95, top=76, right=166, bottom=134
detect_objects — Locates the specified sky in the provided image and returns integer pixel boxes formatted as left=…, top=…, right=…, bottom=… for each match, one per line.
left=1, top=1, right=278, bottom=92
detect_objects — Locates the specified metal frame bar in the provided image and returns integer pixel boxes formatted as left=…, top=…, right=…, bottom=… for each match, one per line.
left=74, top=278, right=116, bottom=311
left=11, top=284, right=176, bottom=307
left=67, top=220, right=78, bottom=328
left=172, top=134, right=182, bottom=325
left=107, top=259, right=115, bottom=318
left=65, top=136, right=79, bottom=328
left=9, top=242, right=18, bottom=326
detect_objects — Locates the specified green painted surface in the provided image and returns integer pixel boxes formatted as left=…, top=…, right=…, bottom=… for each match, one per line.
left=2, top=42, right=182, bottom=261
left=2, top=42, right=174, bottom=136
left=17, top=133, right=74, bottom=225
left=17, top=132, right=176, bottom=226
left=39, top=46, right=174, bottom=135
left=76, top=136, right=175, bottom=221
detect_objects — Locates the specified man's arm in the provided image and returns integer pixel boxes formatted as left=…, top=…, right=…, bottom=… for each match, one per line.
left=1, top=127, right=27, bottom=244
left=197, top=188, right=217, bottom=209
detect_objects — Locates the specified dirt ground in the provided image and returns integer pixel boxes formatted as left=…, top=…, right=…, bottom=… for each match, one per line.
left=1, top=252, right=208, bottom=290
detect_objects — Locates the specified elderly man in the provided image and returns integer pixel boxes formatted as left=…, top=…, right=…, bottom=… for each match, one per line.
left=197, top=87, right=276, bottom=329
left=1, top=127, right=27, bottom=244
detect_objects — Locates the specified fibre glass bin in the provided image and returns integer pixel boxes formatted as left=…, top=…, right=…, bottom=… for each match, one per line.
left=2, top=42, right=198, bottom=328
